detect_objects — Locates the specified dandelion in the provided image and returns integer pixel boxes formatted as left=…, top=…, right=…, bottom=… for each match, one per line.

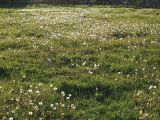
left=61, top=91, right=65, bottom=96
left=118, top=72, right=121, bottom=75
left=9, top=117, right=14, bottom=120
left=66, top=97, right=70, bottom=100
left=55, top=103, right=59, bottom=106
left=28, top=89, right=33, bottom=93
left=22, top=75, right=26, bottom=79
left=39, top=102, right=43, bottom=106
left=2, top=116, right=6, bottom=120
left=53, top=107, right=56, bottom=110
left=68, top=94, right=72, bottom=97
left=39, top=118, right=43, bottom=120
left=71, top=104, right=76, bottom=109
left=61, top=104, right=65, bottom=107
left=28, top=111, right=33, bottom=116
left=11, top=110, right=16, bottom=114
left=34, top=106, right=39, bottom=111
left=154, top=86, right=157, bottom=89
left=50, top=104, right=54, bottom=108
left=139, top=110, right=143, bottom=114
left=53, top=87, right=57, bottom=91
left=36, top=90, right=40, bottom=94
left=82, top=61, right=86, bottom=65
left=149, top=85, right=154, bottom=90
left=88, top=71, right=93, bottom=74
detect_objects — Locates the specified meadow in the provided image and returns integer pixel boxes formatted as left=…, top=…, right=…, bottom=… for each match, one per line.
left=0, top=6, right=160, bottom=120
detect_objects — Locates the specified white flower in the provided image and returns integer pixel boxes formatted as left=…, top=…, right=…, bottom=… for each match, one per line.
left=50, top=104, right=54, bottom=108
left=71, top=104, right=76, bottom=109
left=11, top=110, right=15, bottom=114
left=149, top=85, right=153, bottom=90
left=34, top=106, right=39, bottom=111
left=68, top=94, right=72, bottom=97
left=9, top=117, right=13, bottom=120
left=154, top=86, right=157, bottom=89
left=139, top=110, right=143, bottom=114
left=36, top=90, right=40, bottom=94
left=66, top=97, right=70, bottom=100
left=82, top=61, right=86, bottom=65
left=2, top=116, right=6, bottom=120
left=50, top=84, right=53, bottom=87
left=61, top=104, right=65, bottom=107
left=39, top=118, right=43, bottom=120
left=53, top=87, right=57, bottom=91
left=28, top=89, right=32, bottom=93
left=22, top=75, right=26, bottom=78
left=28, top=111, right=33, bottom=116
left=55, top=103, right=59, bottom=106
left=88, top=71, right=93, bottom=74
left=38, top=83, right=43, bottom=86
left=61, top=91, right=65, bottom=96
left=118, top=72, right=121, bottom=75
left=39, top=102, right=43, bottom=106
left=53, top=107, right=56, bottom=110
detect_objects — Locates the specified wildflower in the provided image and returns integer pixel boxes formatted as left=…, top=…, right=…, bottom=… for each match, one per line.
left=50, top=104, right=54, bottom=108
left=22, top=75, right=26, bottom=79
left=39, top=118, right=43, bottom=120
left=28, top=111, right=33, bottom=116
left=9, top=117, right=14, bottom=120
left=154, top=86, right=157, bottom=89
left=34, top=106, right=39, bottom=110
left=139, top=110, right=143, bottom=114
left=61, top=104, right=65, bottom=107
left=53, top=87, right=57, bottom=91
left=149, top=85, right=153, bottom=90
left=118, top=72, right=121, bottom=75
left=68, top=94, right=72, bottom=97
left=53, top=107, right=56, bottom=110
left=61, top=91, right=65, bottom=96
left=48, top=58, right=51, bottom=62
left=39, top=102, right=43, bottom=106
left=28, top=89, right=33, bottom=93
left=55, top=103, right=59, bottom=106
left=66, top=97, right=70, bottom=100
left=36, top=90, right=40, bottom=94
left=2, top=116, right=6, bottom=120
left=38, top=83, right=43, bottom=86
left=11, top=110, right=16, bottom=114
left=71, top=104, right=76, bottom=109
left=82, top=61, right=86, bottom=65
left=88, top=71, right=93, bottom=74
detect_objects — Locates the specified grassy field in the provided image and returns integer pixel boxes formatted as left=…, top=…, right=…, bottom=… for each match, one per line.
left=0, top=6, right=160, bottom=120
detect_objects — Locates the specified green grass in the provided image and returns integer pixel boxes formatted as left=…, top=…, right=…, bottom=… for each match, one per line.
left=0, top=6, right=160, bottom=120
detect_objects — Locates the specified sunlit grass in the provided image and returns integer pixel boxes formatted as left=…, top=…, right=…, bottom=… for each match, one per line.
left=0, top=6, right=160, bottom=120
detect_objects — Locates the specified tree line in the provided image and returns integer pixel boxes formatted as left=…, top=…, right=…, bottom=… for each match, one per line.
left=0, top=0, right=159, bottom=7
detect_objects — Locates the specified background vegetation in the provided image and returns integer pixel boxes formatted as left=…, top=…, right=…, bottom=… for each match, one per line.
left=0, top=0, right=159, bottom=7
